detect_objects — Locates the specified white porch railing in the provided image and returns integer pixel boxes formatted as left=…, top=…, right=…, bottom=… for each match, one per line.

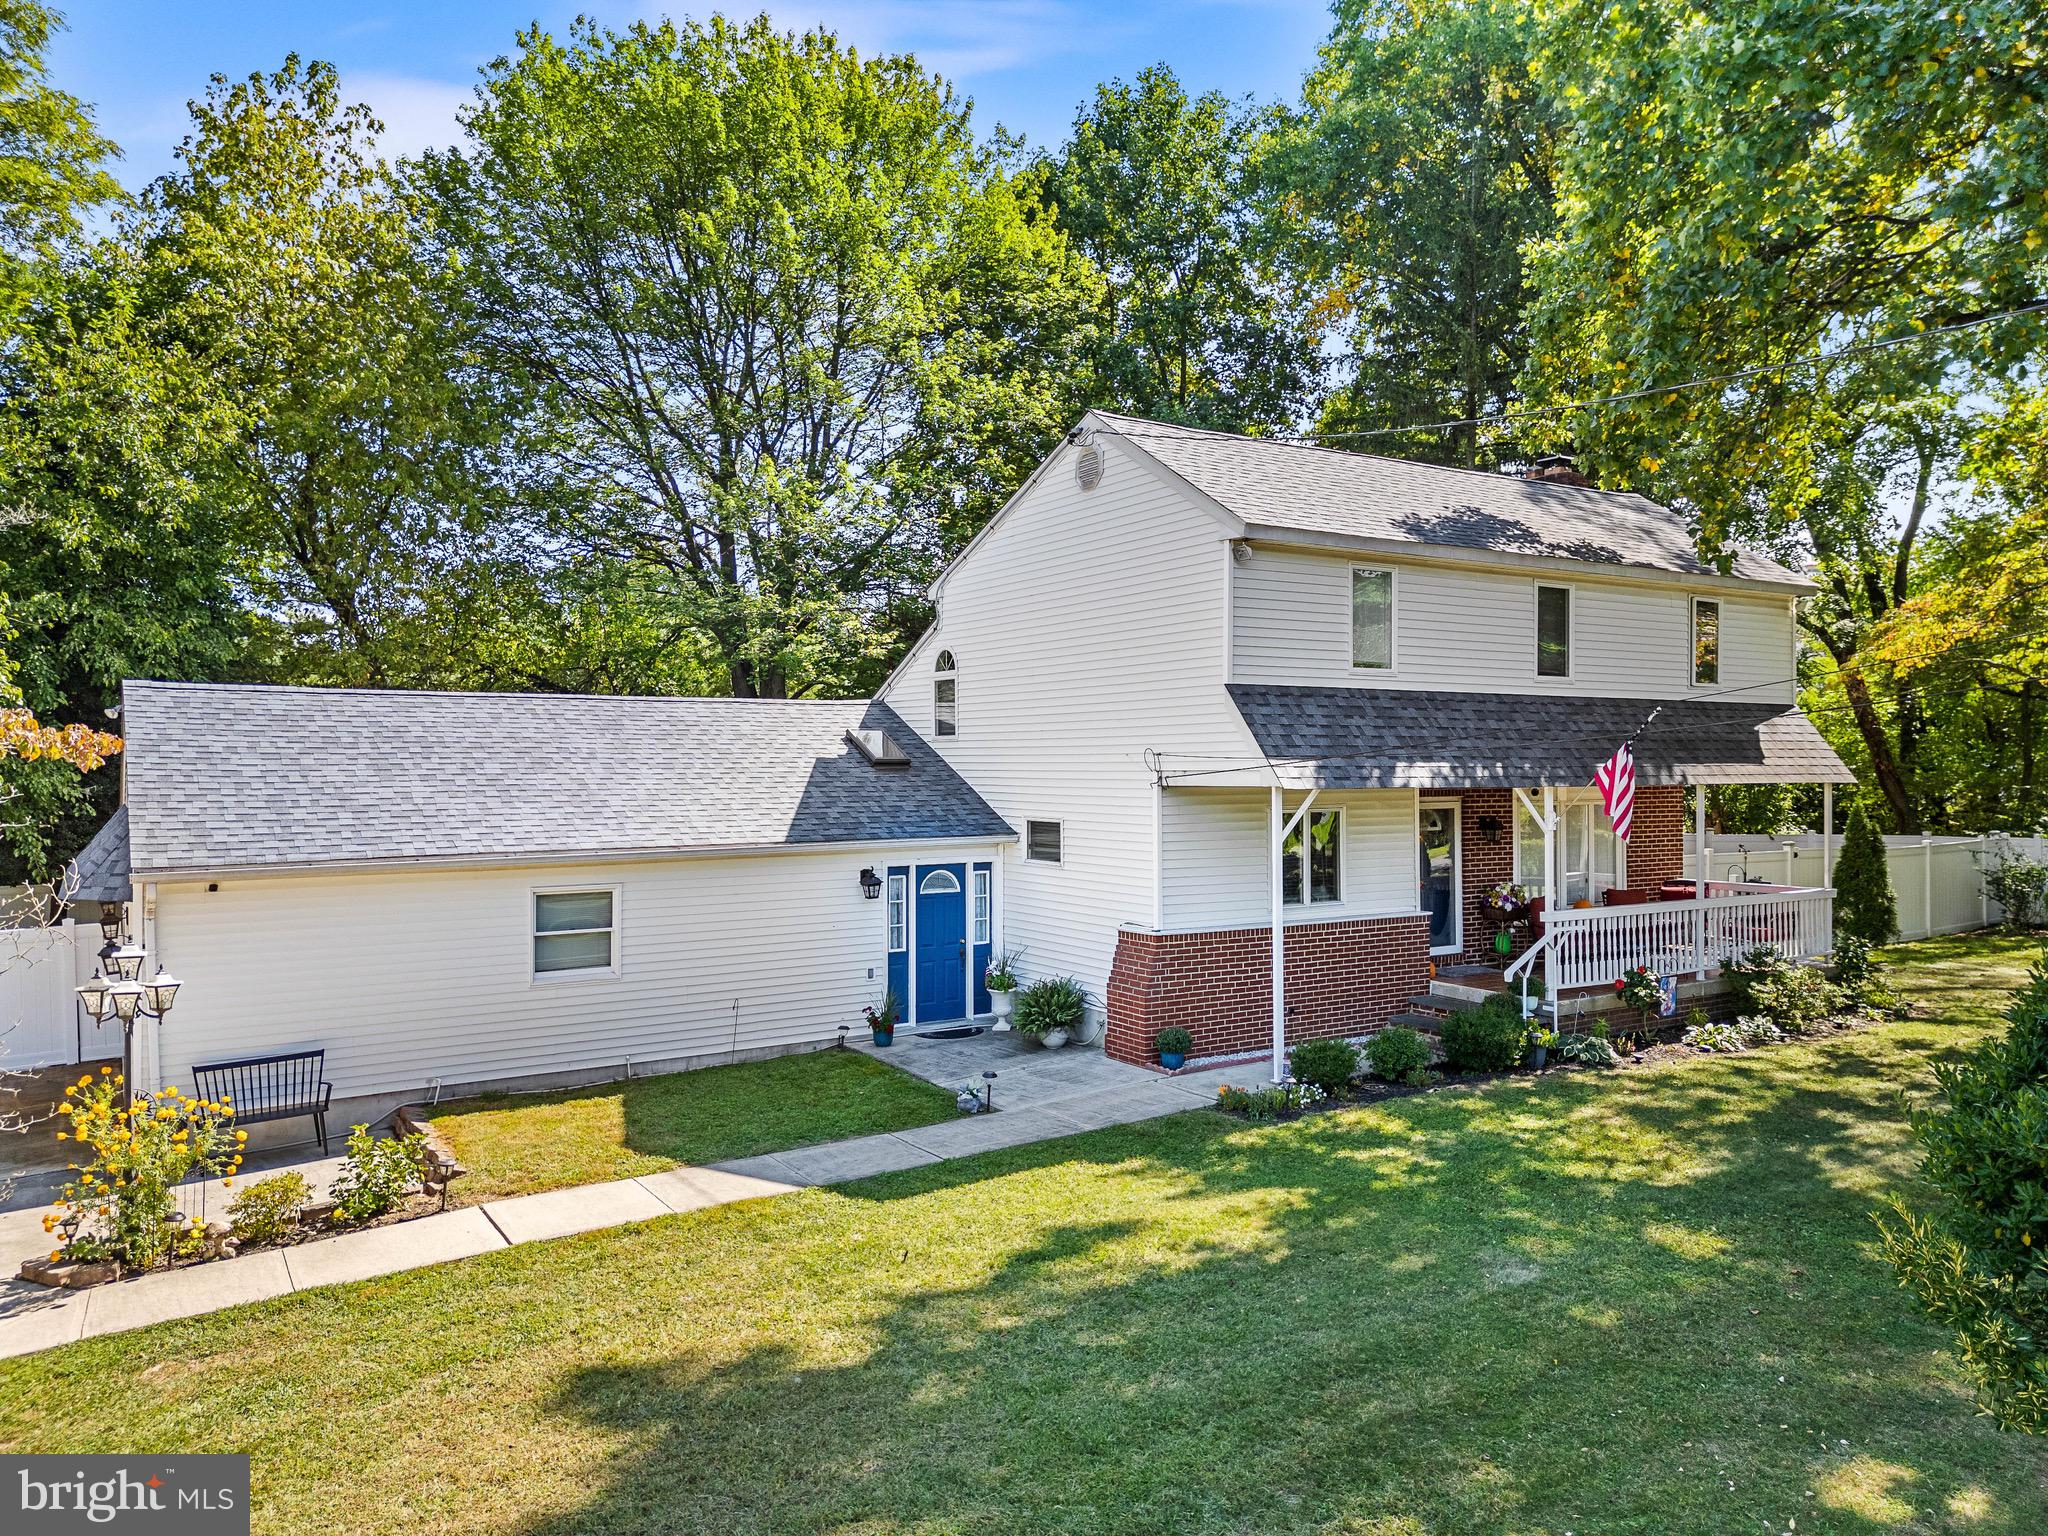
left=1511, top=884, right=1836, bottom=994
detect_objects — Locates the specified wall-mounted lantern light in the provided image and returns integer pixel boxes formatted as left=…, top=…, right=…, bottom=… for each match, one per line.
left=1477, top=815, right=1503, bottom=846
left=859, top=867, right=883, bottom=900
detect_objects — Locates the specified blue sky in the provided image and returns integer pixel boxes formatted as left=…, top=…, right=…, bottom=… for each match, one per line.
left=56, top=1, right=1335, bottom=189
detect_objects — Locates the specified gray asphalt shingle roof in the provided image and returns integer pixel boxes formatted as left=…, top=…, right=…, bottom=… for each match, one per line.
left=120, top=683, right=1012, bottom=876
left=1226, top=685, right=1854, bottom=789
left=1094, top=412, right=1809, bottom=589
left=67, top=805, right=129, bottom=902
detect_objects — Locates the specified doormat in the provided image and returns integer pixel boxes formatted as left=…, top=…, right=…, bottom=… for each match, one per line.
left=917, top=1026, right=988, bottom=1041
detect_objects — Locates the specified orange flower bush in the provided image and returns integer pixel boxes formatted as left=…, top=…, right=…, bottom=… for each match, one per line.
left=47, top=1073, right=243, bottom=1271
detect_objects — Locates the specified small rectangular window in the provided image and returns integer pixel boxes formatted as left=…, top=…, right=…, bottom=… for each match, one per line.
left=1536, top=584, right=1571, bottom=678
left=887, top=874, right=907, bottom=951
left=1692, top=597, right=1720, bottom=685
left=1025, top=820, right=1063, bottom=863
left=972, top=869, right=991, bottom=943
left=534, top=889, right=615, bottom=975
left=934, top=677, right=957, bottom=736
left=1281, top=809, right=1342, bottom=906
left=1351, top=567, right=1395, bottom=670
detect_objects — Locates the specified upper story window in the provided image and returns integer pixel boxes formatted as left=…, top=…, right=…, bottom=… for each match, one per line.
left=533, top=889, right=616, bottom=977
left=1281, top=808, right=1342, bottom=906
left=1691, top=597, right=1721, bottom=686
left=1025, top=820, right=1063, bottom=863
left=933, top=650, right=957, bottom=736
left=1535, top=583, right=1572, bottom=678
left=1351, top=567, right=1395, bottom=671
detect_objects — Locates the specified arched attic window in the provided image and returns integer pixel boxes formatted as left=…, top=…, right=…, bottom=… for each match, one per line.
left=934, top=651, right=957, bottom=736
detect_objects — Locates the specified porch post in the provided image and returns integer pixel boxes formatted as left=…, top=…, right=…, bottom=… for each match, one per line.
left=1270, top=784, right=1286, bottom=1084
left=1693, top=782, right=1710, bottom=978
left=1821, top=782, right=1834, bottom=885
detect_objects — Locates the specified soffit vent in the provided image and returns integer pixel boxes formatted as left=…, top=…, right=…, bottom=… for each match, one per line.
left=1074, top=439, right=1104, bottom=491
left=846, top=728, right=911, bottom=768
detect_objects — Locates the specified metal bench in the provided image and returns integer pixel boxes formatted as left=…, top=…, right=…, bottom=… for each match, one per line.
left=192, top=1049, right=334, bottom=1154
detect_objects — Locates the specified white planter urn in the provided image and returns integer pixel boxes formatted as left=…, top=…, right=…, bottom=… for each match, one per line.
left=1038, top=1026, right=1071, bottom=1051
left=989, top=989, right=1015, bottom=1029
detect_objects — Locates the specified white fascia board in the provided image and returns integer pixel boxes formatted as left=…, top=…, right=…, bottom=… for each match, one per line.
left=135, top=834, right=1017, bottom=886
left=1237, top=527, right=1818, bottom=598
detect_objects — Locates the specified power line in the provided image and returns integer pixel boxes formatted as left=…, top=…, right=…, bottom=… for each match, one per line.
left=1096, top=300, right=2048, bottom=450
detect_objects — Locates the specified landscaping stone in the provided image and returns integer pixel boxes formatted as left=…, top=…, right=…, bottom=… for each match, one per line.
left=18, top=1254, right=118, bottom=1290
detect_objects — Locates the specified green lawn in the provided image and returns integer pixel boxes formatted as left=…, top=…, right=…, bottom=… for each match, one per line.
left=423, top=1048, right=959, bottom=1203
left=5, top=932, right=2047, bottom=1535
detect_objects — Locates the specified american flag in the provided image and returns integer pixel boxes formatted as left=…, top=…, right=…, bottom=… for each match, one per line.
left=1595, top=740, right=1636, bottom=841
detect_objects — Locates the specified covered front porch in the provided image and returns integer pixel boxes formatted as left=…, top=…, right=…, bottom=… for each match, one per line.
left=1108, top=687, right=1856, bottom=1075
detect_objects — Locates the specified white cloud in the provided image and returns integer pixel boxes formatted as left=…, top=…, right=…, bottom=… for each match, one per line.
left=344, top=73, right=474, bottom=161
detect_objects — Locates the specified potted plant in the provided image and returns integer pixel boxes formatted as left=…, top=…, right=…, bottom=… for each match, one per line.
left=1156, top=1026, right=1192, bottom=1071
left=1525, top=1027, right=1558, bottom=1070
left=1516, top=971, right=1547, bottom=1019
left=1480, top=881, right=1530, bottom=955
left=984, top=951, right=1021, bottom=1029
left=863, top=990, right=900, bottom=1047
left=1614, top=964, right=1666, bottom=1044
left=1015, top=975, right=1086, bottom=1050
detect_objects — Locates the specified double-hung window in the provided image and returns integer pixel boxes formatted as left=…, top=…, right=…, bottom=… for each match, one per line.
left=1281, top=809, right=1342, bottom=906
left=1691, top=597, right=1721, bottom=686
left=1535, top=583, right=1572, bottom=678
left=533, top=889, right=616, bottom=977
left=1351, top=566, right=1395, bottom=671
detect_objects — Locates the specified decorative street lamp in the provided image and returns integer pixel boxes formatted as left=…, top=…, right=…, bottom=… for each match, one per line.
left=75, top=915, right=179, bottom=1087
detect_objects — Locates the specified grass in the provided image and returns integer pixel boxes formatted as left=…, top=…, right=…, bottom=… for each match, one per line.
left=422, top=1048, right=960, bottom=1202
left=5, top=931, right=2047, bottom=1535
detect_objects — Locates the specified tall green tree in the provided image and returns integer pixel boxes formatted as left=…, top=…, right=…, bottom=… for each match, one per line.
left=421, top=16, right=1096, bottom=699
left=130, top=56, right=510, bottom=687
left=1044, top=64, right=1318, bottom=432
left=0, top=0, right=118, bottom=328
left=1833, top=799, right=1899, bottom=945
left=1521, top=0, right=2047, bottom=549
left=1273, top=0, right=1555, bottom=467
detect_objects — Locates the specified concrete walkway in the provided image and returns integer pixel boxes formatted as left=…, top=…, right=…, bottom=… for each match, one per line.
left=0, top=1034, right=1220, bottom=1361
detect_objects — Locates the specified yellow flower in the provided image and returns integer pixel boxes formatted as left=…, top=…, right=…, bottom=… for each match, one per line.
left=54, top=1131, right=67, bottom=1141
left=235, top=1131, right=248, bottom=1142
left=48, top=1251, right=59, bottom=1263
left=41, top=1216, right=55, bottom=1233
left=100, top=1064, right=112, bottom=1074
left=221, top=1178, right=233, bottom=1188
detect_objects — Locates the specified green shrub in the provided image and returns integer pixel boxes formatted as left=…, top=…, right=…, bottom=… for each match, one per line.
left=329, top=1124, right=428, bottom=1226
left=1724, top=946, right=1843, bottom=1031
left=1155, top=1026, right=1193, bottom=1058
left=1834, top=800, right=1898, bottom=946
left=1985, top=843, right=2048, bottom=930
left=1014, top=976, right=1088, bottom=1038
left=227, top=1171, right=311, bottom=1247
left=1877, top=954, right=2048, bottom=1431
left=1289, top=1038, right=1358, bottom=1096
left=1439, top=995, right=1527, bottom=1073
left=1366, top=1026, right=1432, bottom=1081
left=1831, top=934, right=1898, bottom=1011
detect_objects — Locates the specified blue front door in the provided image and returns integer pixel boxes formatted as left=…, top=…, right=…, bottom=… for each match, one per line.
left=914, top=864, right=967, bottom=1024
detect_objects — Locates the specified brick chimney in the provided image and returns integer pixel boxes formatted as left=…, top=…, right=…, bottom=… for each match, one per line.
left=1525, top=453, right=1594, bottom=488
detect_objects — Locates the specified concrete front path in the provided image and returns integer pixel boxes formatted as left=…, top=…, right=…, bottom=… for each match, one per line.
left=0, top=1033, right=1218, bottom=1361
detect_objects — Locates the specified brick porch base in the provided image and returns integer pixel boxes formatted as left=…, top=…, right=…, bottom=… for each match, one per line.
left=1105, top=914, right=1430, bottom=1066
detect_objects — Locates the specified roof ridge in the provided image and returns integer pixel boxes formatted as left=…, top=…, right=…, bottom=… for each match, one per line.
left=122, top=680, right=876, bottom=707
left=1089, top=410, right=1662, bottom=505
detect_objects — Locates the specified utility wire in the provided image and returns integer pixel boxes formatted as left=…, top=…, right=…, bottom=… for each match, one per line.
left=1094, top=300, right=2048, bottom=449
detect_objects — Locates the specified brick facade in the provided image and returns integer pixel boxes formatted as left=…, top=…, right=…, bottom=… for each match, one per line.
left=1619, top=784, right=1686, bottom=893
left=1105, top=914, right=1430, bottom=1066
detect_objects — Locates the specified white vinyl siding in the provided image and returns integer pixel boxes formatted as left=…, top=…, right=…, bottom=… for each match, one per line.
left=881, top=431, right=1256, bottom=1010
left=1159, top=787, right=1420, bottom=929
left=148, top=841, right=996, bottom=1103
left=1231, top=545, right=1797, bottom=702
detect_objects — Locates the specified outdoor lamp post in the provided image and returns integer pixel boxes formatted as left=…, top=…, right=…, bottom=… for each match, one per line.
left=75, top=935, right=180, bottom=1087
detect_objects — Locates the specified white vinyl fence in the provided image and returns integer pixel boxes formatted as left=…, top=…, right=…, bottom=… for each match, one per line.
left=1684, top=834, right=2048, bottom=942
left=0, top=920, right=122, bottom=1071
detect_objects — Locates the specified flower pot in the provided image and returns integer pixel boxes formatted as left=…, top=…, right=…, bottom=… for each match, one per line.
left=1159, top=1051, right=1186, bottom=1071
left=1525, top=1044, right=1548, bottom=1070
left=1038, top=1026, right=1071, bottom=1051
left=870, top=1026, right=894, bottom=1047
left=989, top=989, right=1015, bottom=1027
